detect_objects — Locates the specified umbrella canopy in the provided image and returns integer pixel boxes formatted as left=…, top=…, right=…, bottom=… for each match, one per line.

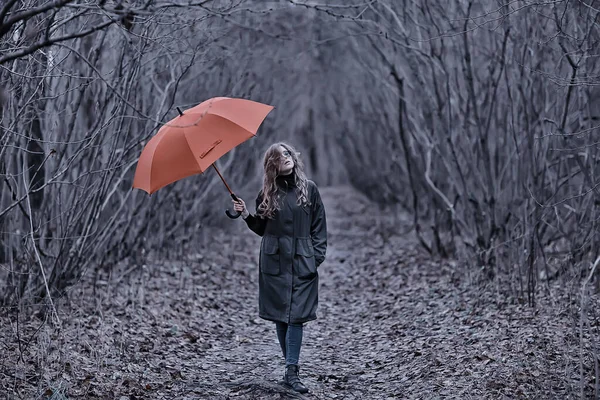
left=133, top=97, right=274, bottom=195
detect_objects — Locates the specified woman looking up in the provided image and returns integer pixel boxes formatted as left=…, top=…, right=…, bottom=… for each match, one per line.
left=232, top=142, right=327, bottom=394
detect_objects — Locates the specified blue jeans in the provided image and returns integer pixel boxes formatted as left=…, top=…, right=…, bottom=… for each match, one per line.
left=275, top=322, right=303, bottom=366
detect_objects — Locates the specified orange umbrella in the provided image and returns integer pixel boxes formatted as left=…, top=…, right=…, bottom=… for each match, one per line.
left=132, top=97, right=274, bottom=218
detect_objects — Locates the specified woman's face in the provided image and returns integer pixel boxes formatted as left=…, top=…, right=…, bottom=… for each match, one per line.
left=278, top=145, right=294, bottom=175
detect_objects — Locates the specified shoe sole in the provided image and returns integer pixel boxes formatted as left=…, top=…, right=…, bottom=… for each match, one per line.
left=281, top=381, right=309, bottom=394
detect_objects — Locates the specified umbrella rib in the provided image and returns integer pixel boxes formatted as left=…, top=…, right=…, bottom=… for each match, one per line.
left=149, top=131, right=199, bottom=194
left=146, top=131, right=170, bottom=193
left=204, top=107, right=271, bottom=135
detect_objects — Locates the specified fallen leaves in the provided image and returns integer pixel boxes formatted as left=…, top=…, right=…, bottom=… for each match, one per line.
left=0, top=186, right=597, bottom=399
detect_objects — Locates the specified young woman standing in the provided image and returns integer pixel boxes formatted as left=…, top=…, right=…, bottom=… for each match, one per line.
left=232, top=142, right=327, bottom=393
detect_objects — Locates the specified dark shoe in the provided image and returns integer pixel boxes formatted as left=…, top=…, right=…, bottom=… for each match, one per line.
left=284, top=364, right=309, bottom=393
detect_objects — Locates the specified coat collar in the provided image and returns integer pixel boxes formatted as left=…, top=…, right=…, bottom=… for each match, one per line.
left=276, top=171, right=297, bottom=189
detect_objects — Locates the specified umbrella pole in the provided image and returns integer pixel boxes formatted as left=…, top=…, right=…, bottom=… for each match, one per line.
left=211, top=163, right=238, bottom=200
left=212, top=163, right=242, bottom=219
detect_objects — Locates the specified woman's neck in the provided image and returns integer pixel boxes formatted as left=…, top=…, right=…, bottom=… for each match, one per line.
left=276, top=171, right=296, bottom=186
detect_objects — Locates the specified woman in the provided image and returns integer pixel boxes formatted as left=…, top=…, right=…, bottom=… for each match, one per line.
left=232, top=142, right=327, bottom=394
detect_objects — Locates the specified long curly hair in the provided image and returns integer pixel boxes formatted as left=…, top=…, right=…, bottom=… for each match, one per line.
left=257, top=142, right=310, bottom=219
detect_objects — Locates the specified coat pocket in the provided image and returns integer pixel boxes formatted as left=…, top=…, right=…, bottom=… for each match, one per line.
left=260, top=236, right=280, bottom=276
left=295, top=238, right=316, bottom=278
left=295, top=237, right=314, bottom=257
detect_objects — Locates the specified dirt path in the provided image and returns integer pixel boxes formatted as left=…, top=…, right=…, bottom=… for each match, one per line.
left=1, top=186, right=591, bottom=399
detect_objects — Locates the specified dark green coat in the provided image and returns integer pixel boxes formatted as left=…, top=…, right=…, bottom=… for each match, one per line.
left=244, top=174, right=327, bottom=324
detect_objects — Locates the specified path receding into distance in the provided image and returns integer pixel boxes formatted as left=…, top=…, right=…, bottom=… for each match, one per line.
left=1, top=186, right=585, bottom=399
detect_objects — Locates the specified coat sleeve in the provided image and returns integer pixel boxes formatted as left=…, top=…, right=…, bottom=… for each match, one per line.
left=310, top=184, right=327, bottom=267
left=244, top=192, right=267, bottom=237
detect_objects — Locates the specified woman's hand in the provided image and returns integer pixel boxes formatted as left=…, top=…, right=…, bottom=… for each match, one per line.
left=232, top=197, right=249, bottom=219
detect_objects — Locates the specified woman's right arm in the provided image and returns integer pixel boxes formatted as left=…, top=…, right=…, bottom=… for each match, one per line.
left=243, top=193, right=267, bottom=236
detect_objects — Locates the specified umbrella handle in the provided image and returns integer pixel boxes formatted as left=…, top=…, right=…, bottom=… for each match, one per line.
left=226, top=193, right=242, bottom=219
